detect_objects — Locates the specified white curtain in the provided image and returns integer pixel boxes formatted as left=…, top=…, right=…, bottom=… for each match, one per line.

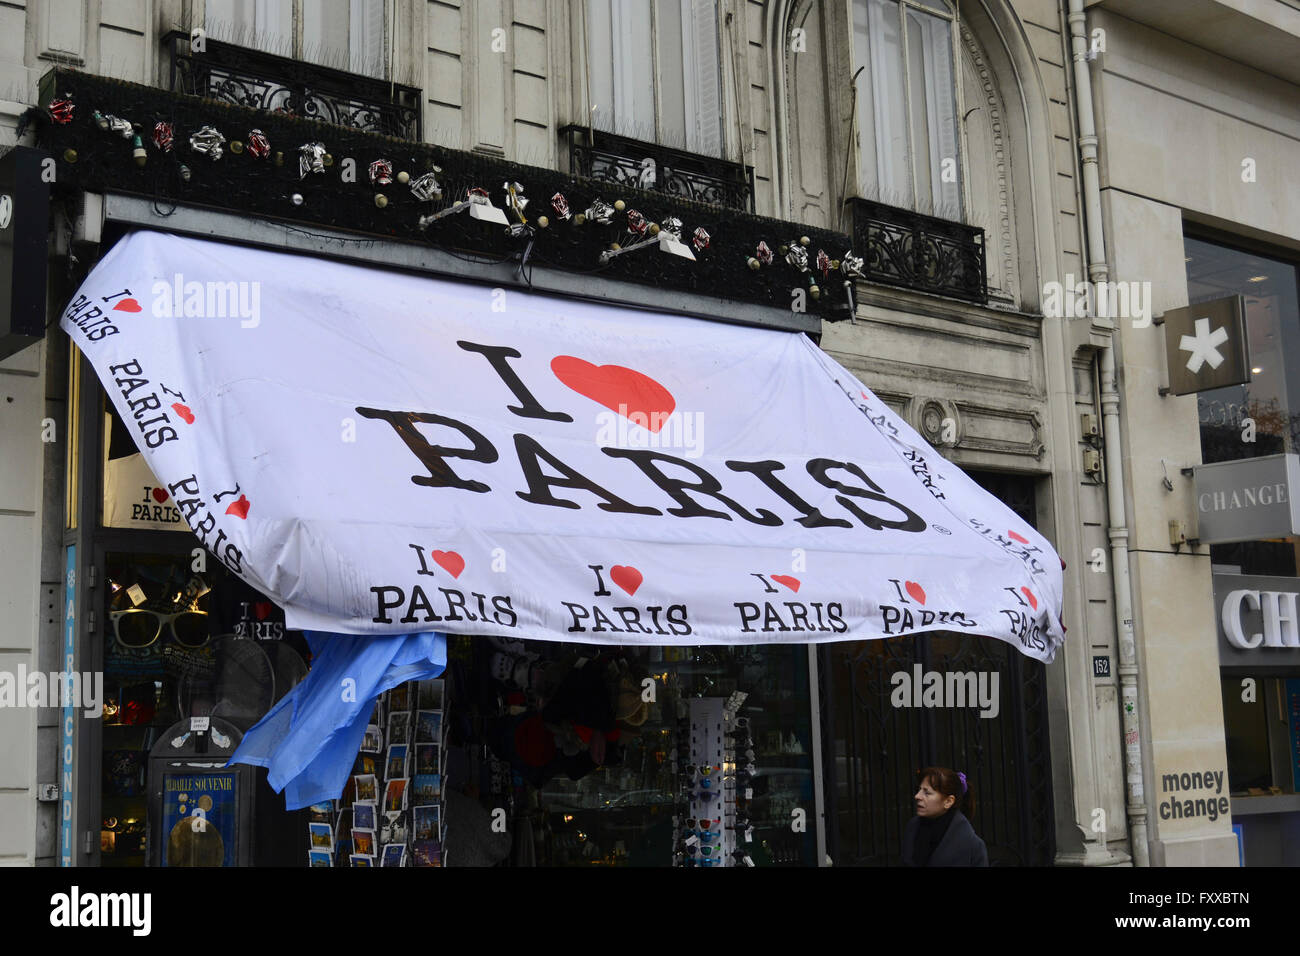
left=862, top=0, right=910, bottom=208
left=205, top=0, right=293, bottom=56
left=907, top=7, right=959, bottom=217
left=587, top=0, right=722, bottom=156
left=853, top=0, right=961, bottom=218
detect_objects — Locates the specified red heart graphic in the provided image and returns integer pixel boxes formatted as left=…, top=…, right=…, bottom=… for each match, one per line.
left=771, top=574, right=801, bottom=593
left=1021, top=587, right=1037, bottom=610
left=904, top=580, right=926, bottom=605
left=551, top=356, right=675, bottom=433
left=151, top=487, right=168, bottom=503
left=1008, top=530, right=1029, bottom=544
left=431, top=550, right=465, bottom=578
left=225, top=494, right=250, bottom=520
left=171, top=403, right=195, bottom=424
left=254, top=601, right=272, bottom=621
left=112, top=298, right=142, bottom=312
left=610, top=565, right=642, bottom=597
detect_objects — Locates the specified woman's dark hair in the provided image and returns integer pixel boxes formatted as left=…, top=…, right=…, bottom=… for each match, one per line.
left=918, top=766, right=976, bottom=817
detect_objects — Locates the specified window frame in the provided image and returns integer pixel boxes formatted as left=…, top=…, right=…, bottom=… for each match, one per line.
left=202, top=0, right=390, bottom=80
left=583, top=0, right=727, bottom=160
left=849, top=0, right=969, bottom=221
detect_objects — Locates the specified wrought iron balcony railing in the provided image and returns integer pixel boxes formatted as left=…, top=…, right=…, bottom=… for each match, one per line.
left=562, top=125, right=754, bottom=213
left=848, top=199, right=987, bottom=304
left=166, top=30, right=421, bottom=140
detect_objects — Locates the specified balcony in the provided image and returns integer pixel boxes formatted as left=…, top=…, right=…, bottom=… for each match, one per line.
left=561, top=125, right=754, bottom=213
left=166, top=30, right=420, bottom=140
left=847, top=199, right=987, bottom=304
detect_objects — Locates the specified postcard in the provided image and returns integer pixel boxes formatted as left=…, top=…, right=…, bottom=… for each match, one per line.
left=388, top=683, right=410, bottom=712
left=360, top=724, right=383, bottom=753
left=350, top=853, right=374, bottom=868
left=386, top=743, right=409, bottom=780
left=308, top=849, right=333, bottom=867
left=412, top=840, right=441, bottom=867
left=380, top=812, right=408, bottom=846
left=308, top=822, right=334, bottom=852
left=352, top=802, right=375, bottom=831
left=414, top=743, right=439, bottom=774
left=415, top=711, right=441, bottom=744
left=354, top=774, right=378, bottom=804
left=307, top=800, right=335, bottom=824
left=384, top=777, right=409, bottom=813
left=354, top=753, right=377, bottom=776
left=381, top=843, right=407, bottom=867
left=413, top=773, right=441, bottom=803
left=387, top=712, right=410, bottom=746
left=352, top=828, right=375, bottom=856
left=417, top=678, right=443, bottom=710
left=413, top=804, right=440, bottom=842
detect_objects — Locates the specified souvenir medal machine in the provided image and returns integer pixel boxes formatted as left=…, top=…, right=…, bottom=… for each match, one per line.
left=146, top=632, right=305, bottom=866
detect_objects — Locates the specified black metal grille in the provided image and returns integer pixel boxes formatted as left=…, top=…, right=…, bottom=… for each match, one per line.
left=848, top=198, right=987, bottom=304
left=166, top=31, right=420, bottom=140
left=562, top=126, right=754, bottom=213
left=819, top=472, right=1054, bottom=866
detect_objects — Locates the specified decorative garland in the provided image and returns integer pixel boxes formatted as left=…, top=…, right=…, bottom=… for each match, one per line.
left=35, top=70, right=862, bottom=320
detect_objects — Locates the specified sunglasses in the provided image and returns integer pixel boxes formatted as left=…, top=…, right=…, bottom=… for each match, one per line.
left=111, top=608, right=211, bottom=649
left=685, top=843, right=721, bottom=856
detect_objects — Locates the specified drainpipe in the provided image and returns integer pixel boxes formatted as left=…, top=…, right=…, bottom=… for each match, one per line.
left=1066, top=0, right=1149, bottom=867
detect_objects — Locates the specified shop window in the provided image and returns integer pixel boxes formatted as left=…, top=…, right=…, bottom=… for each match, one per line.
left=440, top=638, right=817, bottom=867
left=1186, top=235, right=1300, bottom=576
left=851, top=0, right=962, bottom=220
left=1221, top=677, right=1274, bottom=793
left=1187, top=236, right=1300, bottom=465
left=100, top=550, right=310, bottom=866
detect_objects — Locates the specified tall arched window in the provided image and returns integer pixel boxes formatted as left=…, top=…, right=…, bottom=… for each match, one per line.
left=851, top=0, right=962, bottom=219
left=584, top=0, right=723, bottom=158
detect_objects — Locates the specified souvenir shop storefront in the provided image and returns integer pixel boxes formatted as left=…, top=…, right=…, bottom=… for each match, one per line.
left=39, top=69, right=1065, bottom=869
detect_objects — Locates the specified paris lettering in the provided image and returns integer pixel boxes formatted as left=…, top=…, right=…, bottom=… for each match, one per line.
left=737, top=571, right=846, bottom=634
left=108, top=358, right=181, bottom=449
left=969, top=518, right=1047, bottom=575
left=371, top=584, right=518, bottom=628
left=999, top=585, right=1047, bottom=652
left=132, top=486, right=181, bottom=523
left=879, top=578, right=978, bottom=635
left=561, top=564, right=691, bottom=636
left=63, top=293, right=121, bottom=342
left=355, top=340, right=929, bottom=534
left=166, top=474, right=245, bottom=574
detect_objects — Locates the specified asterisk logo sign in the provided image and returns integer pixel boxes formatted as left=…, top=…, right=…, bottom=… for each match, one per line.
left=1179, top=317, right=1229, bottom=374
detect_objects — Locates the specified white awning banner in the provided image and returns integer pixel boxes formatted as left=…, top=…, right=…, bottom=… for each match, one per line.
left=63, top=230, right=1066, bottom=660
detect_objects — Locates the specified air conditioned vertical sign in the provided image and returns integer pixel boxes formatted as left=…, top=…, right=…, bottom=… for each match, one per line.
left=59, top=545, right=75, bottom=866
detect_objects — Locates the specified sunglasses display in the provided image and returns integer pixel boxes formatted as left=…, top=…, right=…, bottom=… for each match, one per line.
left=110, top=608, right=211, bottom=649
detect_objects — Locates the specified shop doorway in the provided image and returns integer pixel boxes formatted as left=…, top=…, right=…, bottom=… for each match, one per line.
left=818, top=472, right=1056, bottom=866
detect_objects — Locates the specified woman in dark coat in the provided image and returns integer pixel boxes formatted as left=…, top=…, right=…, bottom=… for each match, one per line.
left=901, top=766, right=988, bottom=867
